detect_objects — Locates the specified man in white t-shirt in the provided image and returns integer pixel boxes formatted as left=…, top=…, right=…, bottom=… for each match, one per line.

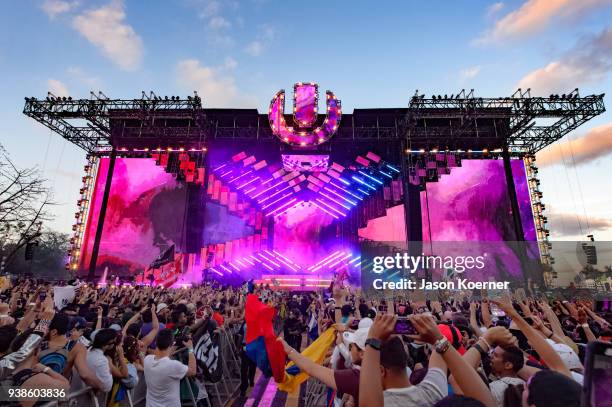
left=144, top=328, right=196, bottom=407
left=487, top=345, right=525, bottom=406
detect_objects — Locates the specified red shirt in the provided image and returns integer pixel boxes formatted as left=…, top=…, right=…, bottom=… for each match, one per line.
left=212, top=312, right=224, bottom=327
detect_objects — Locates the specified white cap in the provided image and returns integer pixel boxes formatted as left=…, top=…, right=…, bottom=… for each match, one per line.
left=343, top=327, right=369, bottom=350
left=358, top=318, right=373, bottom=330
left=546, top=339, right=582, bottom=371
left=157, top=303, right=168, bottom=313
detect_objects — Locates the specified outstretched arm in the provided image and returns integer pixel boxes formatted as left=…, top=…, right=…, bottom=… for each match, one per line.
left=493, top=297, right=571, bottom=378
left=279, top=338, right=336, bottom=389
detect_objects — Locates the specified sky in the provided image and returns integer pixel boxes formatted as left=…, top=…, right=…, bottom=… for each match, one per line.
left=1, top=0, right=612, bottom=242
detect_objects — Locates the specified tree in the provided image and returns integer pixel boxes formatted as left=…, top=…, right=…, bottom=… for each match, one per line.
left=0, top=143, right=55, bottom=266
left=4, top=230, right=71, bottom=280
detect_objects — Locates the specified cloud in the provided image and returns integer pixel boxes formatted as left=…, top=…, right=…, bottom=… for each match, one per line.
left=72, top=0, right=143, bottom=71
left=41, top=0, right=79, bottom=18
left=486, top=2, right=505, bottom=18
left=67, top=66, right=102, bottom=89
left=47, top=79, right=69, bottom=96
left=195, top=0, right=221, bottom=18
left=459, top=65, right=481, bottom=80
left=244, top=24, right=275, bottom=57
left=176, top=59, right=257, bottom=108
left=547, top=212, right=612, bottom=237
left=245, top=41, right=263, bottom=56
left=516, top=27, right=612, bottom=94
left=475, top=0, right=612, bottom=45
left=208, top=16, right=230, bottom=29
left=223, top=57, right=237, bottom=70
left=537, top=123, right=612, bottom=167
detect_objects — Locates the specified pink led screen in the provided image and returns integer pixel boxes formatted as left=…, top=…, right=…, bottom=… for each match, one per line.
left=358, top=159, right=535, bottom=243
left=79, top=158, right=187, bottom=277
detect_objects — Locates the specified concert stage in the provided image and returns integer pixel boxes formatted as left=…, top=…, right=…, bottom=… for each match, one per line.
left=23, top=85, right=606, bottom=288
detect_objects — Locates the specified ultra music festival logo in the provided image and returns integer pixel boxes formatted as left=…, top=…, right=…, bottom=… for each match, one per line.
left=268, top=82, right=342, bottom=147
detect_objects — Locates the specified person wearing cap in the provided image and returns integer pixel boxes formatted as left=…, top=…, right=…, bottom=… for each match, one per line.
left=156, top=303, right=170, bottom=324
left=39, top=313, right=105, bottom=391
left=279, top=324, right=370, bottom=405
left=545, top=339, right=584, bottom=384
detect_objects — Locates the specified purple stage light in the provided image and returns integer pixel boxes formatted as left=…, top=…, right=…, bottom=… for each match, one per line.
left=257, top=252, right=281, bottom=268
left=351, top=176, right=376, bottom=191
left=358, top=171, right=384, bottom=185
left=309, top=201, right=339, bottom=220
left=266, top=198, right=298, bottom=217
left=386, top=164, right=400, bottom=173
left=327, top=252, right=353, bottom=269
left=329, top=181, right=364, bottom=200
left=310, top=250, right=345, bottom=271
left=337, top=177, right=351, bottom=186
left=228, top=170, right=253, bottom=183
left=272, top=250, right=300, bottom=267
left=318, top=192, right=352, bottom=210
left=219, top=264, right=233, bottom=274
left=252, top=180, right=285, bottom=199
left=348, top=255, right=361, bottom=264
left=220, top=170, right=233, bottom=178
left=236, top=177, right=259, bottom=190
left=210, top=268, right=223, bottom=276
left=214, top=164, right=227, bottom=172
left=258, top=185, right=293, bottom=204
left=357, top=188, right=371, bottom=196
left=267, top=250, right=300, bottom=271
left=315, top=199, right=346, bottom=217
left=261, top=193, right=294, bottom=210
left=235, top=259, right=249, bottom=268
left=322, top=186, right=358, bottom=205
left=241, top=257, right=255, bottom=266
left=378, top=170, right=393, bottom=179
left=307, top=251, right=340, bottom=270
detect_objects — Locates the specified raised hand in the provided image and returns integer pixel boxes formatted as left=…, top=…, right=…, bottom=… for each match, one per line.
left=482, top=326, right=517, bottom=348
left=407, top=314, right=444, bottom=345
left=368, top=314, right=396, bottom=342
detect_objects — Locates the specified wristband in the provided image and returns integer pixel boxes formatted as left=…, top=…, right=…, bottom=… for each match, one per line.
left=581, top=323, right=589, bottom=329
left=187, top=348, right=194, bottom=353
left=365, top=338, right=382, bottom=351
left=547, top=331, right=554, bottom=339
left=434, top=337, right=451, bottom=354
left=472, top=342, right=487, bottom=357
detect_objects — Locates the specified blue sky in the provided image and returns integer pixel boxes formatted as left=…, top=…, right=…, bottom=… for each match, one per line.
left=1, top=0, right=612, bottom=241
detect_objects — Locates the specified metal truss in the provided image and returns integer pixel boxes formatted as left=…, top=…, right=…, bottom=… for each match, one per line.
left=405, top=88, right=606, bottom=153
left=23, top=91, right=205, bottom=152
left=23, top=89, right=605, bottom=155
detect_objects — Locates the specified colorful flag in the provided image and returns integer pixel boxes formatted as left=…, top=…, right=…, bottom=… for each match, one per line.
left=244, top=294, right=286, bottom=382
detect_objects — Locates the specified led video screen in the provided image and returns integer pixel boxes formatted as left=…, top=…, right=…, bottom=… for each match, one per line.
left=358, top=160, right=535, bottom=242
left=79, top=158, right=187, bottom=277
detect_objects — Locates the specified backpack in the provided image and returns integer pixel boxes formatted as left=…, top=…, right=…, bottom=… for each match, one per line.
left=38, top=340, right=76, bottom=374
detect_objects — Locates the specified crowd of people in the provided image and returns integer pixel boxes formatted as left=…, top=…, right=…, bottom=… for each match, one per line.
left=0, top=276, right=610, bottom=407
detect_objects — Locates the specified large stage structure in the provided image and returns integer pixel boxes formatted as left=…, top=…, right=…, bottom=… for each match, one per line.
left=23, top=86, right=605, bottom=288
